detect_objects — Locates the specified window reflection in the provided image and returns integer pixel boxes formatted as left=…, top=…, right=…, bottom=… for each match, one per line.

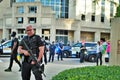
left=15, top=0, right=69, bottom=18
left=17, top=17, right=23, bottom=23
left=17, top=6, right=24, bottom=14
left=28, top=17, right=36, bottom=24
left=29, top=6, right=37, bottom=13
left=16, top=0, right=34, bottom=2
left=40, top=0, right=69, bottom=18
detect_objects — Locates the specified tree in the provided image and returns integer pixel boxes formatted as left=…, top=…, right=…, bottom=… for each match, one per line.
left=115, top=5, right=120, bottom=17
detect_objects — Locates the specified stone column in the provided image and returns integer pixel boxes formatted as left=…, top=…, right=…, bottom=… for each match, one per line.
left=74, top=30, right=80, bottom=43
left=110, top=18, right=120, bottom=66
left=50, top=26, right=55, bottom=43
left=74, top=21, right=81, bottom=43
left=94, top=31, right=100, bottom=42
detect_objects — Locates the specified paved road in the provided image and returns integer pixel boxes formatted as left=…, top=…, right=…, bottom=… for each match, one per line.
left=0, top=56, right=108, bottom=80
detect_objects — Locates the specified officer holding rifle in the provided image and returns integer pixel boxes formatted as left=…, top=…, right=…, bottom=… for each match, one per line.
left=18, top=25, right=44, bottom=80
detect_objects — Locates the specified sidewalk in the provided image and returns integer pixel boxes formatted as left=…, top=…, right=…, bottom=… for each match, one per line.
left=0, top=57, right=107, bottom=80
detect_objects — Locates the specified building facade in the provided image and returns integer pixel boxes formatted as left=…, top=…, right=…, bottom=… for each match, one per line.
left=0, top=0, right=119, bottom=44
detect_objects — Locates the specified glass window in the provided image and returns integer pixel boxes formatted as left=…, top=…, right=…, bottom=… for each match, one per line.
left=40, top=0, right=69, bottom=18
left=17, top=17, right=23, bottom=23
left=61, top=13, right=65, bottom=18
left=65, top=7, right=68, bottom=13
left=17, top=6, right=24, bottom=14
left=110, top=0, right=114, bottom=17
left=29, top=6, right=37, bottom=13
left=28, top=17, right=36, bottom=24
left=56, top=30, right=68, bottom=35
left=61, top=7, right=65, bottom=12
left=16, top=0, right=34, bottom=2
left=81, top=14, right=85, bottom=20
left=101, top=16, right=104, bottom=22
left=65, top=13, right=68, bottom=18
left=61, top=0, right=65, bottom=5
left=91, top=15, right=95, bottom=22
left=56, top=36, right=68, bottom=45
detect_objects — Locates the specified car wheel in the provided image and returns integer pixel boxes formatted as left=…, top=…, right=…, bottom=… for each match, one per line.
left=63, top=51, right=69, bottom=58
left=88, top=55, right=96, bottom=62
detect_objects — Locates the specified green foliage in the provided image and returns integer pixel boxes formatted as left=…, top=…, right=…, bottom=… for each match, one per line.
left=115, top=5, right=120, bottom=17
left=52, top=66, right=120, bottom=80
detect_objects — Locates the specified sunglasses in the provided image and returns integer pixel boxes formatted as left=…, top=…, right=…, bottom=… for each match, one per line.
left=26, top=29, right=32, bottom=32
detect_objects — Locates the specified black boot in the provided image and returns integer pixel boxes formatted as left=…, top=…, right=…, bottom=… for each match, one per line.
left=4, top=68, right=12, bottom=72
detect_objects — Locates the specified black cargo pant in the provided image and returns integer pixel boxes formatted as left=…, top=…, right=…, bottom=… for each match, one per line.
left=57, top=50, right=63, bottom=61
left=8, top=53, right=21, bottom=70
left=21, top=62, right=43, bottom=80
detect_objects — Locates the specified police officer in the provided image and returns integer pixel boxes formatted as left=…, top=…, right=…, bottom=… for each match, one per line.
left=57, top=40, right=64, bottom=61
left=48, top=41, right=56, bottom=62
left=80, top=45, right=86, bottom=63
left=4, top=31, right=21, bottom=72
left=18, top=25, right=44, bottom=80
left=41, top=37, right=48, bottom=64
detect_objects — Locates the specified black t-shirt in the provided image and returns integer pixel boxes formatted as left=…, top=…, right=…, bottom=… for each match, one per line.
left=11, top=37, right=19, bottom=53
left=19, top=34, right=44, bottom=58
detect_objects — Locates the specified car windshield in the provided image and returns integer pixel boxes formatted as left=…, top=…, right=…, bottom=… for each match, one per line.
left=72, top=43, right=82, bottom=47
left=3, top=41, right=11, bottom=47
left=85, top=43, right=97, bottom=47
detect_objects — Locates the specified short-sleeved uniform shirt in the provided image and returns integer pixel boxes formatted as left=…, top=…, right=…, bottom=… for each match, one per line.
left=19, top=34, right=44, bottom=60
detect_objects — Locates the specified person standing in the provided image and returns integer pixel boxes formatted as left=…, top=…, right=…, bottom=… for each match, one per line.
left=48, top=41, right=56, bottom=62
left=80, top=45, right=86, bottom=63
left=100, top=38, right=107, bottom=54
left=42, top=38, right=48, bottom=64
left=4, top=31, right=21, bottom=72
left=106, top=40, right=110, bottom=57
left=57, top=40, right=64, bottom=61
left=17, top=25, right=44, bottom=80
left=96, top=41, right=102, bottom=66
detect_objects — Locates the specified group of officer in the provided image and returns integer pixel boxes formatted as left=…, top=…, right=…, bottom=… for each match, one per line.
left=4, top=25, right=45, bottom=80
left=48, top=40, right=64, bottom=62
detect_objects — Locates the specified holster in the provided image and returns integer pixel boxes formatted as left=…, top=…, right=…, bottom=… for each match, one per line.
left=32, top=63, right=44, bottom=76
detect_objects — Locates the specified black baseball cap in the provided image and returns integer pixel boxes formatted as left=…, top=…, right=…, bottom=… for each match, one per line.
left=11, top=31, right=16, bottom=37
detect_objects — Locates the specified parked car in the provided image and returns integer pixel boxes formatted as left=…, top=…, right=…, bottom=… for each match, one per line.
left=0, top=40, right=12, bottom=55
left=63, top=45, right=71, bottom=58
left=84, top=46, right=97, bottom=62
left=62, top=42, right=97, bottom=62
left=71, top=42, right=97, bottom=58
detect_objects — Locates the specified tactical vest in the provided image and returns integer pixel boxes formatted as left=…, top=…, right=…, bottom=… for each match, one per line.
left=23, top=35, right=40, bottom=58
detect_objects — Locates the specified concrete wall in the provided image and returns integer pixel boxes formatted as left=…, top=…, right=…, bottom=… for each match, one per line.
left=110, top=17, right=120, bottom=65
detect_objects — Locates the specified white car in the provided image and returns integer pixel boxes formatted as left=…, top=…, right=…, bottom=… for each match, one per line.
left=0, top=40, right=12, bottom=55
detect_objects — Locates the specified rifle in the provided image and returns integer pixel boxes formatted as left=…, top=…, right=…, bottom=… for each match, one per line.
left=22, top=39, right=46, bottom=77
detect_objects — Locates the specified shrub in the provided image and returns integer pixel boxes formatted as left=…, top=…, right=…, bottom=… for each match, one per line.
left=52, top=66, right=120, bottom=80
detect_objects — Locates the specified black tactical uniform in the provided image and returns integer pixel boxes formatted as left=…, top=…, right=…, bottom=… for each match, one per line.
left=43, top=40, right=48, bottom=64
left=4, top=31, right=21, bottom=72
left=19, top=34, right=44, bottom=80
left=80, top=45, right=86, bottom=63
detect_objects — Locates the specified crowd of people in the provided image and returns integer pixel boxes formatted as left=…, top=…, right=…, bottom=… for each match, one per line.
left=2, top=24, right=111, bottom=80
